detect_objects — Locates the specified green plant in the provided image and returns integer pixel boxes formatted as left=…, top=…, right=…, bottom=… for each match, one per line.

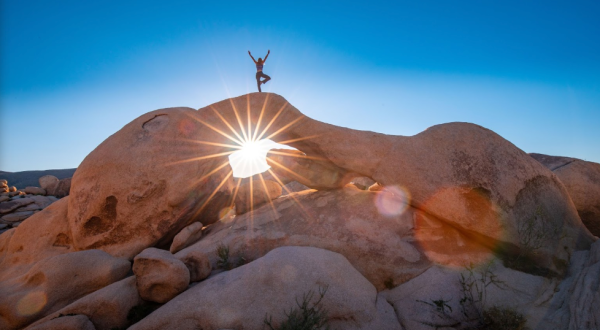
left=216, top=244, right=230, bottom=269
left=216, top=244, right=248, bottom=270
left=458, top=262, right=506, bottom=322
left=264, top=285, right=331, bottom=330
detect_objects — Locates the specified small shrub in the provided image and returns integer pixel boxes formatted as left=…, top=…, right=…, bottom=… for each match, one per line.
left=416, top=261, right=531, bottom=329
left=216, top=244, right=248, bottom=270
left=264, top=285, right=330, bottom=330
left=216, top=244, right=230, bottom=269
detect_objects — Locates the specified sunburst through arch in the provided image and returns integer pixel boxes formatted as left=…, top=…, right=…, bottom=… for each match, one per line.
left=168, top=94, right=325, bottom=223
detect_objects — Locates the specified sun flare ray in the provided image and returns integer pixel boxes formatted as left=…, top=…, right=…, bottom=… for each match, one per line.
left=266, top=169, right=314, bottom=220
left=210, top=106, right=246, bottom=145
left=256, top=102, right=288, bottom=141
left=179, top=139, right=242, bottom=149
left=246, top=94, right=253, bottom=143
left=194, top=169, right=234, bottom=216
left=185, top=112, right=244, bottom=146
left=264, top=116, right=304, bottom=141
left=273, top=134, right=322, bottom=145
left=166, top=151, right=236, bottom=166
left=258, top=172, right=279, bottom=219
left=229, top=99, right=250, bottom=143
left=267, top=150, right=328, bottom=161
left=265, top=157, right=310, bottom=182
left=251, top=94, right=270, bottom=142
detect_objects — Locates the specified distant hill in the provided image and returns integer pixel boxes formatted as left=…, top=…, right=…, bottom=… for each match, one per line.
left=0, top=168, right=77, bottom=189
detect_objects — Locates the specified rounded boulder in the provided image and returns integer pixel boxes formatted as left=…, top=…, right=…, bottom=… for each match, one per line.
left=133, top=248, right=190, bottom=303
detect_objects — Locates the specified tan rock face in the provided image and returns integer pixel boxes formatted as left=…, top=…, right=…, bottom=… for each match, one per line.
left=281, top=181, right=311, bottom=195
left=169, top=221, right=204, bottom=254
left=26, top=276, right=144, bottom=330
left=0, top=249, right=130, bottom=330
left=68, top=108, right=235, bottom=259
left=130, top=246, right=401, bottom=330
left=177, top=187, right=428, bottom=290
left=266, top=148, right=356, bottom=189
left=350, top=176, right=376, bottom=190
left=531, top=153, right=600, bottom=237
left=132, top=248, right=190, bottom=303
left=234, top=179, right=282, bottom=214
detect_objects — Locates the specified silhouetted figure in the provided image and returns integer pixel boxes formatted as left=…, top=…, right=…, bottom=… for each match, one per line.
left=248, top=50, right=270, bottom=92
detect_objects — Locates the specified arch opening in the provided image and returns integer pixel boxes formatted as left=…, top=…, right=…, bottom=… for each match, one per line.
left=228, top=139, right=296, bottom=178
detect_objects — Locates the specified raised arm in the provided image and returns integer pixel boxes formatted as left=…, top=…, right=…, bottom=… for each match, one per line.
left=263, top=50, right=270, bottom=62
left=248, top=51, right=257, bottom=64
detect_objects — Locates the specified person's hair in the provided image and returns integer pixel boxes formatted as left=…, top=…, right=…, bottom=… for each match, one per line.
left=258, top=58, right=263, bottom=63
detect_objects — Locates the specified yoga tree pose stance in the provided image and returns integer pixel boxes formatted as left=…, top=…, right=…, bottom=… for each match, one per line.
left=248, top=50, right=270, bottom=92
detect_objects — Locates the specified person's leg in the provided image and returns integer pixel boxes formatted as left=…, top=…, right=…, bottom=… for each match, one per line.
left=261, top=73, right=271, bottom=84
left=256, top=72, right=262, bottom=92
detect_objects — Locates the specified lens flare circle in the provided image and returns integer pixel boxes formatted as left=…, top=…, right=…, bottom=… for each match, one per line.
left=414, top=187, right=503, bottom=268
left=17, top=291, right=47, bottom=316
left=374, top=185, right=411, bottom=217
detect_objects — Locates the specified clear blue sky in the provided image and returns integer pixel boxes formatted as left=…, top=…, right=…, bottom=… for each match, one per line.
left=1, top=0, right=599, bottom=171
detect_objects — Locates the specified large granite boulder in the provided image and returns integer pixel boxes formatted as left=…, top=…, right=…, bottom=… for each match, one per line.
left=0, top=249, right=130, bottom=330
left=68, top=108, right=235, bottom=259
left=130, top=246, right=400, bottom=330
left=530, top=153, right=600, bottom=237
left=190, top=93, right=594, bottom=275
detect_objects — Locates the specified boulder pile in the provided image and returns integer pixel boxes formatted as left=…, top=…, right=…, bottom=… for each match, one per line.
left=0, top=93, right=598, bottom=330
left=0, top=175, right=71, bottom=232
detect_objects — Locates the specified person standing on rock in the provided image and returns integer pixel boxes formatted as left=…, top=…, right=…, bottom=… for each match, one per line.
left=248, top=50, right=270, bottom=92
